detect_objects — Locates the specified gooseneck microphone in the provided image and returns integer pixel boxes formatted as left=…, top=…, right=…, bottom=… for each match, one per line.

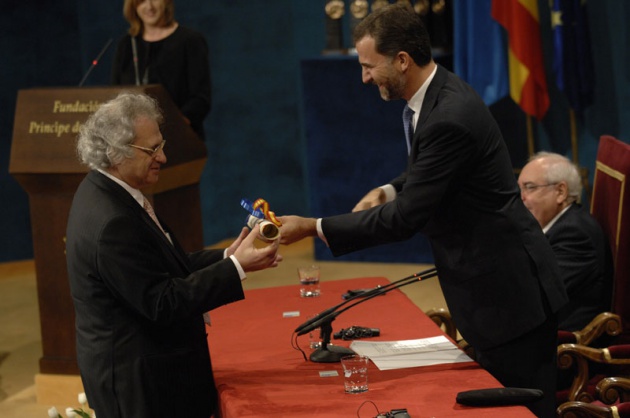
left=298, top=268, right=438, bottom=363
left=78, top=38, right=113, bottom=87
left=294, top=267, right=437, bottom=335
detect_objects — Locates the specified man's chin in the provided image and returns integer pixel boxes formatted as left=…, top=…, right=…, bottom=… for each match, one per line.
left=147, top=173, right=160, bottom=185
left=378, top=88, right=398, bottom=102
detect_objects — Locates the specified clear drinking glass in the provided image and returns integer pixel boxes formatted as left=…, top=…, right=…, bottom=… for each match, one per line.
left=340, top=355, right=369, bottom=394
left=298, top=265, right=320, bottom=297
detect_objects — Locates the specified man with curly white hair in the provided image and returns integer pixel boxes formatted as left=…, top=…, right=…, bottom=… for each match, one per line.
left=66, top=92, right=282, bottom=418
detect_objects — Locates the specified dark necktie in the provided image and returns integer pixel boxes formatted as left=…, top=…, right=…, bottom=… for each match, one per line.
left=402, top=104, right=415, bottom=155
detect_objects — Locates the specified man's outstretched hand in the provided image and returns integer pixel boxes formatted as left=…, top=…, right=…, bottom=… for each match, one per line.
left=232, top=227, right=283, bottom=272
left=277, top=216, right=317, bottom=245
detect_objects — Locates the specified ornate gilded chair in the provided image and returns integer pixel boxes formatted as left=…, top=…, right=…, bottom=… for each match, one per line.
left=557, top=135, right=630, bottom=403
left=588, top=135, right=630, bottom=343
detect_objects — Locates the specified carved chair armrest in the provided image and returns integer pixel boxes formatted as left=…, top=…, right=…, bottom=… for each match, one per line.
left=557, top=401, right=630, bottom=418
left=425, top=308, right=458, bottom=341
left=457, top=338, right=476, bottom=361
left=425, top=308, right=476, bottom=361
left=558, top=344, right=630, bottom=402
left=597, top=377, right=630, bottom=404
left=572, top=313, right=623, bottom=346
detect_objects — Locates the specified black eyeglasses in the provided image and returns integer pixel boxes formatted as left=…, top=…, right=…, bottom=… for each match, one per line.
left=520, top=182, right=558, bottom=194
left=128, top=140, right=166, bottom=157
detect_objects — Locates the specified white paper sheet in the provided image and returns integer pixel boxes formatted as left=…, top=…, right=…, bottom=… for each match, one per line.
left=349, top=336, right=474, bottom=370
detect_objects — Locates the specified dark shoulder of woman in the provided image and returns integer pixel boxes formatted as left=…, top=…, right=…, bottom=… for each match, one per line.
left=179, top=25, right=205, bottom=40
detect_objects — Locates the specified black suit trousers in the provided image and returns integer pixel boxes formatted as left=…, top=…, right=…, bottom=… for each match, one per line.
left=475, top=312, right=558, bottom=418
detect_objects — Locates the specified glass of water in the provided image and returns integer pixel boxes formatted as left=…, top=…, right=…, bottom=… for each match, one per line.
left=341, top=355, right=369, bottom=393
left=298, top=265, right=320, bottom=297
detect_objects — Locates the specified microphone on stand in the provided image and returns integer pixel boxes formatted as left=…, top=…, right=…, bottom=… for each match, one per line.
left=294, top=267, right=437, bottom=335
left=297, top=269, right=438, bottom=337
left=78, top=38, right=113, bottom=87
left=297, top=268, right=439, bottom=363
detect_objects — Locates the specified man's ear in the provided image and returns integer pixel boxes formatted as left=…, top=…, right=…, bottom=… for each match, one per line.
left=556, top=181, right=569, bottom=203
left=397, top=51, right=411, bottom=72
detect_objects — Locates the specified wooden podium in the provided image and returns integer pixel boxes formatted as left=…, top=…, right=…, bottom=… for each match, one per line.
left=9, top=85, right=207, bottom=378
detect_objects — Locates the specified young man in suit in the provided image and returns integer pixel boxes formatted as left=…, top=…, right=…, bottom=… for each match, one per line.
left=66, top=92, right=282, bottom=418
left=519, top=152, right=613, bottom=331
left=279, top=4, right=567, bottom=417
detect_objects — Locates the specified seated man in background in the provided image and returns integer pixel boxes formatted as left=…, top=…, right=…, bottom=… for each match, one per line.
left=518, top=152, right=613, bottom=331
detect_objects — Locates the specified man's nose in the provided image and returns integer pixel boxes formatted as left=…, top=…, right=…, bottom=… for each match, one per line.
left=362, top=69, right=372, bottom=84
left=155, top=148, right=167, bottom=163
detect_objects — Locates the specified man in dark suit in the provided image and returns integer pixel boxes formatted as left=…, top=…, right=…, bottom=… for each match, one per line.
left=519, top=152, right=613, bottom=331
left=66, top=92, right=282, bottom=418
left=279, top=4, right=566, bottom=417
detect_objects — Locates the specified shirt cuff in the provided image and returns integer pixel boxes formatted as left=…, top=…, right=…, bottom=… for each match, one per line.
left=229, top=254, right=247, bottom=281
left=381, top=184, right=397, bottom=202
left=316, top=218, right=329, bottom=247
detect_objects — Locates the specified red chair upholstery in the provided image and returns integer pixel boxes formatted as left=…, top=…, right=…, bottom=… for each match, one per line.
left=557, top=136, right=630, bottom=405
left=557, top=135, right=630, bottom=348
left=590, top=135, right=630, bottom=342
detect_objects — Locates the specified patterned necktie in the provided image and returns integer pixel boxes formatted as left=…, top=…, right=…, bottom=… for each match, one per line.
left=402, top=104, right=415, bottom=156
left=143, top=198, right=169, bottom=238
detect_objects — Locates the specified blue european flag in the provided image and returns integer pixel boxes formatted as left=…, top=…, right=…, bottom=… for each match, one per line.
left=453, top=0, right=508, bottom=106
left=551, top=0, right=595, bottom=112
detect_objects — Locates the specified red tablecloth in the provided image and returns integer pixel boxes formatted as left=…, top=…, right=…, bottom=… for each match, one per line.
left=207, top=277, right=535, bottom=417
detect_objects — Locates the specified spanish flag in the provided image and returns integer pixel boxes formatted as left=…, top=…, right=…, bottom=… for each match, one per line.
left=492, top=0, right=550, bottom=120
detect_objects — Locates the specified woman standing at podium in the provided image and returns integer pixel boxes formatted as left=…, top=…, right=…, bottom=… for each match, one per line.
left=112, top=0, right=211, bottom=140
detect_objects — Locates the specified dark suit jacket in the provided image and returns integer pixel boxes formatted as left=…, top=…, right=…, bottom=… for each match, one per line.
left=322, top=65, right=568, bottom=351
left=548, top=204, right=613, bottom=331
left=66, top=171, right=244, bottom=418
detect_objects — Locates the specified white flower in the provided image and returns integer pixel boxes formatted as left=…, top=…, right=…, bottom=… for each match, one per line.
left=78, top=392, right=88, bottom=406
left=47, top=406, right=60, bottom=418
left=66, top=407, right=77, bottom=418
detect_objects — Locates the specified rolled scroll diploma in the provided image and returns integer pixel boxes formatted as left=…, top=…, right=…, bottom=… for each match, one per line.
left=246, top=215, right=280, bottom=241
